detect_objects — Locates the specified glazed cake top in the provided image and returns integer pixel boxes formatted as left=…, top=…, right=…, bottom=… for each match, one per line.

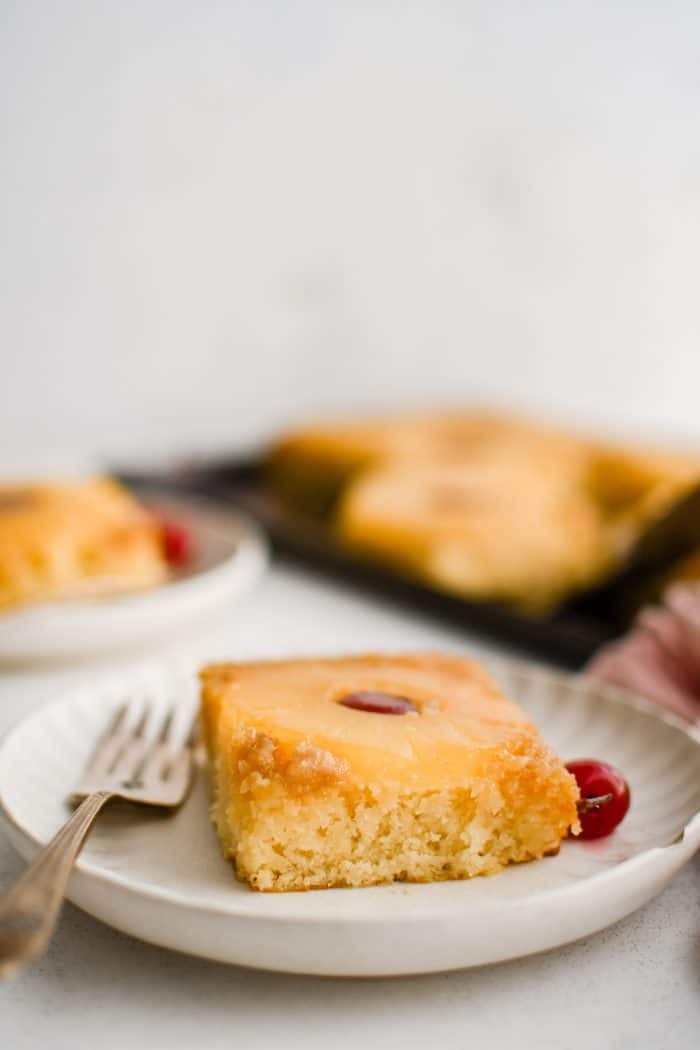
left=200, top=652, right=568, bottom=789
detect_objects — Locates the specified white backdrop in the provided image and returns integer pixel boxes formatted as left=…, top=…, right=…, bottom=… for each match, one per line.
left=2, top=2, right=700, bottom=463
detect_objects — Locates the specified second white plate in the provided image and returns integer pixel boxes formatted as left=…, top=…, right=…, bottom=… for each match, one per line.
left=0, top=658, right=698, bottom=976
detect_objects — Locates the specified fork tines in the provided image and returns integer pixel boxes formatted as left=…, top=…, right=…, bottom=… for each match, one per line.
left=70, top=698, right=198, bottom=807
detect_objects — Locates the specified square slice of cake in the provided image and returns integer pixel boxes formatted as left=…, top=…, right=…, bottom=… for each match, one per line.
left=200, top=652, right=580, bottom=892
left=0, top=477, right=168, bottom=611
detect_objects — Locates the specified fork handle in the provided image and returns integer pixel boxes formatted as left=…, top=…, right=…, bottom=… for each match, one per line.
left=0, top=790, right=113, bottom=980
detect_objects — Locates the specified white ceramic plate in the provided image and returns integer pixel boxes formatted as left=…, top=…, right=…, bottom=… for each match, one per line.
left=0, top=659, right=698, bottom=977
left=0, top=496, right=268, bottom=661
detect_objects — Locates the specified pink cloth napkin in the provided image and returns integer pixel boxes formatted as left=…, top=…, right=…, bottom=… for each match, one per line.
left=586, top=583, right=700, bottom=723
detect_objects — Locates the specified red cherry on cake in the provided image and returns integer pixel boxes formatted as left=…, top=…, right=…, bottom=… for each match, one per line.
left=160, top=517, right=193, bottom=568
left=566, top=759, right=630, bottom=839
left=338, top=691, right=418, bottom=715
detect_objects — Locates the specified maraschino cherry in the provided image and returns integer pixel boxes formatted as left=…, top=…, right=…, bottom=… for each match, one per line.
left=160, top=517, right=194, bottom=568
left=338, top=691, right=418, bottom=715
left=567, top=759, right=630, bottom=839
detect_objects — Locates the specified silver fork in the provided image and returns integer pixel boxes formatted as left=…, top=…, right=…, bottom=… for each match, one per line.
left=0, top=700, right=197, bottom=980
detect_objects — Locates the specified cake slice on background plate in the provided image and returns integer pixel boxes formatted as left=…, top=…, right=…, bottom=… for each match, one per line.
left=0, top=477, right=168, bottom=612
left=200, top=652, right=580, bottom=892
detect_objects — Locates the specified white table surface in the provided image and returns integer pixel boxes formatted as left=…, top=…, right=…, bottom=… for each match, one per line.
left=1, top=565, right=698, bottom=1049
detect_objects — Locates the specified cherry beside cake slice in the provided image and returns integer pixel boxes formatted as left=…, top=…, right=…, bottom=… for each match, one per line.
left=200, top=652, right=580, bottom=892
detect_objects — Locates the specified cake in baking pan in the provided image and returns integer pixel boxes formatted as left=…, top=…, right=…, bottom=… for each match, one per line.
left=266, top=409, right=587, bottom=517
left=337, top=459, right=612, bottom=613
left=265, top=410, right=700, bottom=615
left=200, top=652, right=580, bottom=892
